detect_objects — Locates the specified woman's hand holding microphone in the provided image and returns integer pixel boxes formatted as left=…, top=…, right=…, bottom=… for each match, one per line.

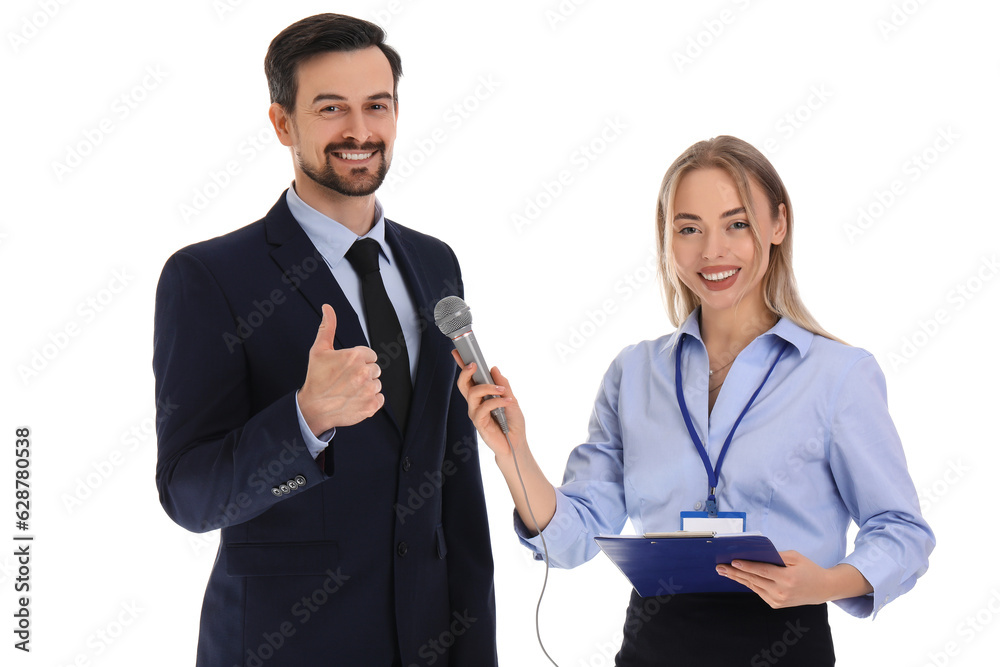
left=451, top=351, right=556, bottom=537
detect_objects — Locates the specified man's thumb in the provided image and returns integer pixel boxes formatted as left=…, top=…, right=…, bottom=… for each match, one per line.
left=313, top=304, right=337, bottom=349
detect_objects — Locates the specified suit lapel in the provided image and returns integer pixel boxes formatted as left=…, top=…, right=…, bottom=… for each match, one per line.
left=385, top=220, right=456, bottom=449
left=263, top=192, right=369, bottom=352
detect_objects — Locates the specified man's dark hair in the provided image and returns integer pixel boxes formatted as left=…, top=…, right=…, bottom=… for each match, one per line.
left=264, top=13, right=403, bottom=111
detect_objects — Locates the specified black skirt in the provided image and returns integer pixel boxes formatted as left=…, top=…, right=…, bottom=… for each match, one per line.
left=616, top=591, right=835, bottom=666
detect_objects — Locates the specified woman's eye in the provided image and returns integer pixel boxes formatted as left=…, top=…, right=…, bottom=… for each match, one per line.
left=677, top=226, right=697, bottom=235
left=730, top=221, right=749, bottom=230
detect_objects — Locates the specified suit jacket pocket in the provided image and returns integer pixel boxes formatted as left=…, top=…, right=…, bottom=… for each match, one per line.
left=225, top=540, right=340, bottom=576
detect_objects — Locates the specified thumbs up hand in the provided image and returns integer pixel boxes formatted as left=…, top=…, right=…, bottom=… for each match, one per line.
left=299, top=304, right=384, bottom=435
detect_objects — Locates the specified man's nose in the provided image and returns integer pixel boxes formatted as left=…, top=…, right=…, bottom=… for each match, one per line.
left=342, top=111, right=372, bottom=143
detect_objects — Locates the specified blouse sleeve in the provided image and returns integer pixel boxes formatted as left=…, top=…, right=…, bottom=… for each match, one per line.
left=828, top=353, right=935, bottom=618
left=514, top=350, right=631, bottom=568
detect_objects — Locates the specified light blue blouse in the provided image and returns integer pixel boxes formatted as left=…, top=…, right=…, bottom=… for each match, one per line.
left=516, top=309, right=934, bottom=618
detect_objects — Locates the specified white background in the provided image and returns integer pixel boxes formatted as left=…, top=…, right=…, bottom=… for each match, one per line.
left=3, top=0, right=998, bottom=665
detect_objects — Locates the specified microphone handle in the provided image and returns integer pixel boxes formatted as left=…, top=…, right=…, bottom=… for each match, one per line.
left=453, top=331, right=509, bottom=433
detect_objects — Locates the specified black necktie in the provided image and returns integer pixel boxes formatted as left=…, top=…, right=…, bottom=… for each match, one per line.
left=345, top=238, right=411, bottom=428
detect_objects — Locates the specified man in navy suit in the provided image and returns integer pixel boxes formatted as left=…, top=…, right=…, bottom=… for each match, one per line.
left=153, top=14, right=497, bottom=666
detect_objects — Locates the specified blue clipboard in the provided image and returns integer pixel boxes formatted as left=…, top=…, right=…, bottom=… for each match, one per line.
left=594, top=534, right=785, bottom=596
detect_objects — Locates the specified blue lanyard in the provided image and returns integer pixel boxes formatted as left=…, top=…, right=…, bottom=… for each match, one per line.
left=674, top=334, right=790, bottom=517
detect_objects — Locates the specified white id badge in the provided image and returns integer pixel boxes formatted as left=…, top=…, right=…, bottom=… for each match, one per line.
left=679, top=511, right=747, bottom=533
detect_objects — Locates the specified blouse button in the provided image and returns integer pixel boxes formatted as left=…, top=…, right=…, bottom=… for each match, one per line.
left=694, top=501, right=703, bottom=510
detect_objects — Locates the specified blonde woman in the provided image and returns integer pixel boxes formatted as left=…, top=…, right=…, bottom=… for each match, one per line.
left=455, top=136, right=934, bottom=665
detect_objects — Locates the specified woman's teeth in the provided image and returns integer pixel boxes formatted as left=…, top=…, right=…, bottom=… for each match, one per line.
left=701, top=269, right=738, bottom=281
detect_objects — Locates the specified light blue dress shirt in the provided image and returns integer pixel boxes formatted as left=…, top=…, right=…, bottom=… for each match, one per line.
left=285, top=184, right=421, bottom=458
left=515, top=308, right=934, bottom=619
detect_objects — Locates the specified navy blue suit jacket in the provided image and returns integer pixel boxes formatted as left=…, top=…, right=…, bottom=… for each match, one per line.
left=153, top=193, right=497, bottom=666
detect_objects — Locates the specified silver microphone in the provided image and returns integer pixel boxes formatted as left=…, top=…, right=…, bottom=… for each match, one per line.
left=434, top=296, right=509, bottom=434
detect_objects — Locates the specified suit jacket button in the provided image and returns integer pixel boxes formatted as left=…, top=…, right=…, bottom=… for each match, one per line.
left=287, top=478, right=299, bottom=490
left=397, top=541, right=408, bottom=557
left=401, top=457, right=412, bottom=472
left=294, top=475, right=307, bottom=486
left=279, top=483, right=290, bottom=494
left=271, top=488, right=282, bottom=497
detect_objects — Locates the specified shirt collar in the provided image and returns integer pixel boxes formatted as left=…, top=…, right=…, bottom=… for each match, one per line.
left=666, top=307, right=814, bottom=357
left=285, top=182, right=391, bottom=268
left=769, top=316, right=813, bottom=356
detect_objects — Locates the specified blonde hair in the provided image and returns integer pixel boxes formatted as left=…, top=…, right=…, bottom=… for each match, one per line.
left=655, top=135, right=839, bottom=341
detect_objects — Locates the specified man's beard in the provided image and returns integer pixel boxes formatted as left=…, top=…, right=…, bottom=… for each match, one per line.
left=298, top=141, right=390, bottom=197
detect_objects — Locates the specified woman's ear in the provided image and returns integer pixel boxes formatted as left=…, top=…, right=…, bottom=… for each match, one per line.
left=771, top=202, right=788, bottom=245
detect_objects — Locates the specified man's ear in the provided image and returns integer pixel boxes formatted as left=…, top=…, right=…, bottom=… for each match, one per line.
left=269, top=102, right=295, bottom=147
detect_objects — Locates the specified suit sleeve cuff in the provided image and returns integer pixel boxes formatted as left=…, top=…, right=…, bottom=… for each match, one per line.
left=295, top=390, right=335, bottom=460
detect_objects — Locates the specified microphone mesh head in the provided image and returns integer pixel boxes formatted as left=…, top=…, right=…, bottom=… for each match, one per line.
left=434, top=296, right=472, bottom=337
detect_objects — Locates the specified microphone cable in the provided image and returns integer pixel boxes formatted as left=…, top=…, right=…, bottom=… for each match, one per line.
left=499, top=421, right=561, bottom=667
